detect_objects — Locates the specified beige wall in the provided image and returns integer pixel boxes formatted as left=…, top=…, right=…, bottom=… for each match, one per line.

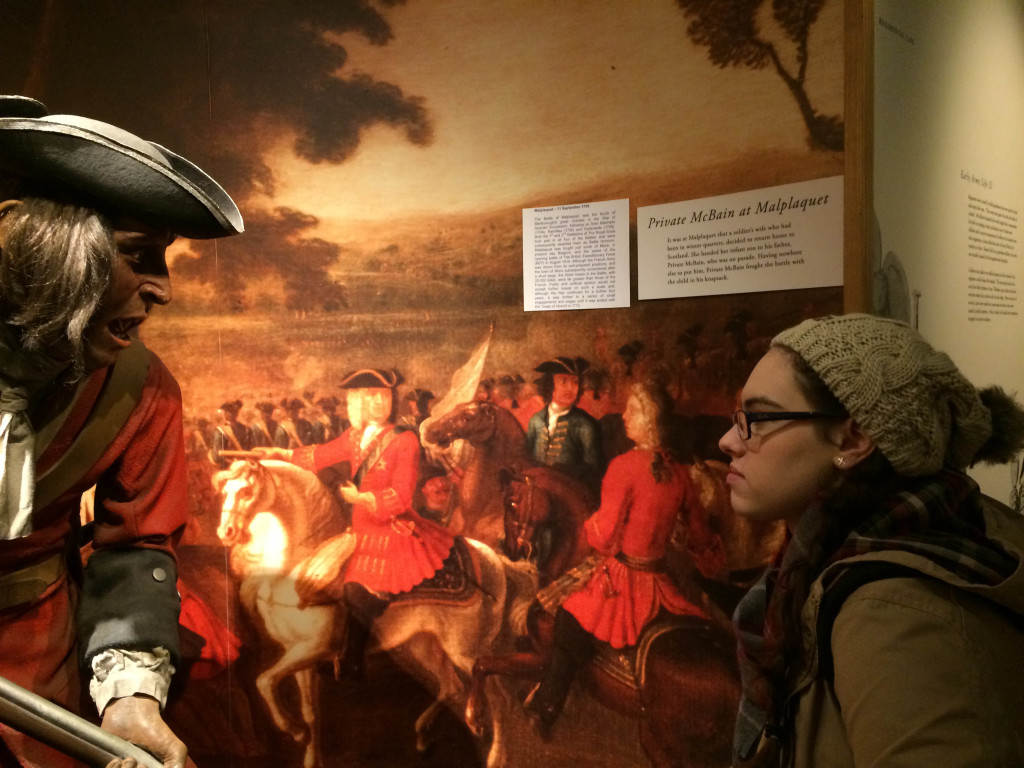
left=874, top=0, right=1024, bottom=503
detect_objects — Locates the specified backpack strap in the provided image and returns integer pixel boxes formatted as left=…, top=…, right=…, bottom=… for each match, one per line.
left=816, top=562, right=924, bottom=687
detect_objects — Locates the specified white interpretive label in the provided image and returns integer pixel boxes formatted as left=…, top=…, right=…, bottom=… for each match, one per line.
left=523, top=198, right=630, bottom=311
left=637, top=176, right=844, bottom=299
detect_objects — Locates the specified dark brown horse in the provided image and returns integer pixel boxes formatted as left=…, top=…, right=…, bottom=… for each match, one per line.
left=498, top=466, right=591, bottom=586
left=422, top=400, right=589, bottom=547
left=465, top=459, right=763, bottom=768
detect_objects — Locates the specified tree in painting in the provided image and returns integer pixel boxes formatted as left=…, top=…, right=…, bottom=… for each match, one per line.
left=676, top=0, right=843, bottom=150
left=0, top=0, right=434, bottom=316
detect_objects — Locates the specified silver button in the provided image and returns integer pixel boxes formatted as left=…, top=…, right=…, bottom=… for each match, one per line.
left=152, top=567, right=168, bottom=582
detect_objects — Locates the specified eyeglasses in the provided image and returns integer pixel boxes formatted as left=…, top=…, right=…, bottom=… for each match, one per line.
left=732, top=409, right=845, bottom=441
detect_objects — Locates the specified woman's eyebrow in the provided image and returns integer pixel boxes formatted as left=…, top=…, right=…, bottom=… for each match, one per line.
left=741, top=395, right=785, bottom=410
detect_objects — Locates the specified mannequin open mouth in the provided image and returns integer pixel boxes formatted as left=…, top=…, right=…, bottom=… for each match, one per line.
left=108, top=317, right=144, bottom=343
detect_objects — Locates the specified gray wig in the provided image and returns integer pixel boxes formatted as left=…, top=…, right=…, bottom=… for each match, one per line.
left=0, top=196, right=114, bottom=374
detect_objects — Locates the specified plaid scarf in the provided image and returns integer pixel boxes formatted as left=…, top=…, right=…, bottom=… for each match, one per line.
left=732, top=469, right=1018, bottom=766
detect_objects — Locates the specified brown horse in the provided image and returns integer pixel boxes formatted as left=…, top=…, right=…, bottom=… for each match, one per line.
left=498, top=466, right=591, bottom=586
left=465, top=459, right=776, bottom=768
left=421, top=400, right=539, bottom=545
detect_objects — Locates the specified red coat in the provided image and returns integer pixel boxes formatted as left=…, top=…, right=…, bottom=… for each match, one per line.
left=0, top=350, right=188, bottom=767
left=562, top=449, right=706, bottom=648
left=293, top=425, right=453, bottom=594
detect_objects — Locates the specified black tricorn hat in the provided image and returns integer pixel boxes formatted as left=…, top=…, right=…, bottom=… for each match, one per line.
left=534, top=356, right=589, bottom=377
left=405, top=388, right=435, bottom=403
left=339, top=368, right=403, bottom=389
left=0, top=96, right=243, bottom=239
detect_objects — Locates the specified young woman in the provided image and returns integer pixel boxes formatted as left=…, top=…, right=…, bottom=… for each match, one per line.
left=719, top=313, right=1024, bottom=767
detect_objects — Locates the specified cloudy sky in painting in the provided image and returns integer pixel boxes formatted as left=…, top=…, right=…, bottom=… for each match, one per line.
left=0, top=0, right=844, bottom=222
left=0, top=0, right=842, bottom=297
left=266, top=0, right=844, bottom=222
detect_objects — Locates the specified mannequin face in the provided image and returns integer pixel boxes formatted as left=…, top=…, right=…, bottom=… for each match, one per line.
left=81, top=223, right=175, bottom=370
left=0, top=202, right=175, bottom=371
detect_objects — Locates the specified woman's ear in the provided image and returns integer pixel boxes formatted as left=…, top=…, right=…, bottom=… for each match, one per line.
left=832, top=418, right=876, bottom=470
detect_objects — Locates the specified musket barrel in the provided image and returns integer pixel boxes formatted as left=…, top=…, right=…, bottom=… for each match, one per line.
left=0, top=675, right=162, bottom=768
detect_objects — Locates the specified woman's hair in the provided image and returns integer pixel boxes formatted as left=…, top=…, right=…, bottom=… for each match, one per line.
left=772, top=344, right=900, bottom=684
left=0, top=196, right=114, bottom=376
left=782, top=344, right=848, bottom=429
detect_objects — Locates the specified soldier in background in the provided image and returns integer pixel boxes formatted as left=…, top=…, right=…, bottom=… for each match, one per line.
left=401, top=388, right=434, bottom=430
left=526, top=357, right=604, bottom=498
left=277, top=396, right=315, bottom=448
left=311, top=395, right=347, bottom=443
left=250, top=401, right=282, bottom=448
left=210, top=400, right=254, bottom=467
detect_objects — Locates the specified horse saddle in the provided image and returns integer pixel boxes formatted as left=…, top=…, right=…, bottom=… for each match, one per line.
left=391, top=537, right=481, bottom=608
left=589, top=613, right=725, bottom=690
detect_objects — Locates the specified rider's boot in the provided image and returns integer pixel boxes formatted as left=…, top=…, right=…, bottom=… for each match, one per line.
left=523, top=646, right=576, bottom=740
left=339, top=582, right=389, bottom=681
left=339, top=616, right=372, bottom=681
left=523, top=608, right=594, bottom=740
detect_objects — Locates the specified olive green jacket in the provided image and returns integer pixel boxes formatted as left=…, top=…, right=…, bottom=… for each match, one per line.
left=786, top=497, right=1024, bottom=768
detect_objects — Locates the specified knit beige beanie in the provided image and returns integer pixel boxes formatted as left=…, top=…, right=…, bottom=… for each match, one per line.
left=773, top=314, right=995, bottom=476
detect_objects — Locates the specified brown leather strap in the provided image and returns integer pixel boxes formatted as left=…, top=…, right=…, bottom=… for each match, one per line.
left=33, top=341, right=150, bottom=511
left=0, top=553, right=65, bottom=611
left=615, top=552, right=666, bottom=572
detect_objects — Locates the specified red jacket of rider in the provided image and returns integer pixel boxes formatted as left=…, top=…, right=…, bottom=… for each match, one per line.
left=292, top=425, right=454, bottom=594
left=561, top=449, right=707, bottom=648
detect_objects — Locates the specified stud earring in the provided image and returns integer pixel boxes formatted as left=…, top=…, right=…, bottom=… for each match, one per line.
left=834, top=456, right=846, bottom=468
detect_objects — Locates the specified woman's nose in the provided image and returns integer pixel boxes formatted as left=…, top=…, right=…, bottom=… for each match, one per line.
left=719, top=421, right=743, bottom=457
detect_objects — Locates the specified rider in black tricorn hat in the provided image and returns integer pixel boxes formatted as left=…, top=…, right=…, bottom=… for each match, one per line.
left=525, top=356, right=604, bottom=497
left=0, top=95, right=242, bottom=767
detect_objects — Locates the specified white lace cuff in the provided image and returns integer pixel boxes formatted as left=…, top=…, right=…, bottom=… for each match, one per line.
left=89, top=647, right=175, bottom=715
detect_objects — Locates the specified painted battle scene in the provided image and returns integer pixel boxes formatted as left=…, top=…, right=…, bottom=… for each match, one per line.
left=0, top=1, right=845, bottom=766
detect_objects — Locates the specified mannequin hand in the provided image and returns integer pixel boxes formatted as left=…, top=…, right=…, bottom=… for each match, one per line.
left=101, top=695, right=190, bottom=768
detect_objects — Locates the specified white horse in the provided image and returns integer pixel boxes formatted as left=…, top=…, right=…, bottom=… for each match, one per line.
left=213, top=459, right=538, bottom=768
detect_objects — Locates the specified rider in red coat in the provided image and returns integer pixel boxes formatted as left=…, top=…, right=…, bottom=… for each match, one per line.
left=525, top=377, right=708, bottom=737
left=265, top=368, right=454, bottom=678
left=560, top=447, right=707, bottom=648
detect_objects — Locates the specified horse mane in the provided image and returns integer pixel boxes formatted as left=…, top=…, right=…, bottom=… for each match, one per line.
left=211, top=458, right=256, bottom=492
